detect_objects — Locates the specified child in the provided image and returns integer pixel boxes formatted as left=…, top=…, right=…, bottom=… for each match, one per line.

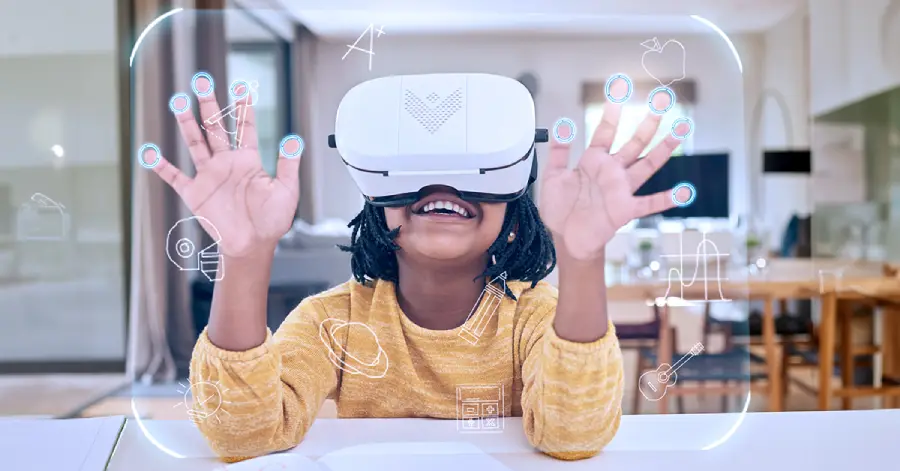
left=149, top=73, right=686, bottom=463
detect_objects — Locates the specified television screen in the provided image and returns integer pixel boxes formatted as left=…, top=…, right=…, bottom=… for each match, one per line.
left=634, top=152, right=729, bottom=218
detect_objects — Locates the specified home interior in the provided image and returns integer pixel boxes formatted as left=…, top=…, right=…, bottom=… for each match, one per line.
left=0, top=0, right=899, bottom=424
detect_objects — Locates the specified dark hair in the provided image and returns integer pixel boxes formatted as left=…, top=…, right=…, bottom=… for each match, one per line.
left=338, top=195, right=556, bottom=299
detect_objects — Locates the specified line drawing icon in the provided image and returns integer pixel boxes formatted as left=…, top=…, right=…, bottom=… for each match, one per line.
left=16, top=193, right=70, bottom=241
left=166, top=216, right=224, bottom=282
left=640, top=37, right=687, bottom=87
left=198, top=79, right=259, bottom=150
left=638, top=342, right=704, bottom=401
left=659, top=231, right=731, bottom=304
left=174, top=380, right=232, bottom=423
left=459, top=272, right=508, bottom=345
left=457, top=384, right=504, bottom=433
left=342, top=23, right=386, bottom=71
left=318, top=318, right=389, bottom=379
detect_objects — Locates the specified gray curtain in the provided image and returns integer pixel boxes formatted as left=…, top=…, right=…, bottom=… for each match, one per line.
left=292, top=24, right=319, bottom=223
left=128, top=0, right=181, bottom=384
left=128, top=2, right=229, bottom=382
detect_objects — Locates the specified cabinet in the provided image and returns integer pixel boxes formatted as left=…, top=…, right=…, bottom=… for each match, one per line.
left=810, top=0, right=900, bottom=116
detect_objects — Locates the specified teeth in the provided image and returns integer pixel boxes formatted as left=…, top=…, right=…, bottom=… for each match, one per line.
left=421, top=200, right=469, bottom=217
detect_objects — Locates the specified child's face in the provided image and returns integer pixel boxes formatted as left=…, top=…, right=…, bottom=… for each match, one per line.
left=384, top=186, right=506, bottom=264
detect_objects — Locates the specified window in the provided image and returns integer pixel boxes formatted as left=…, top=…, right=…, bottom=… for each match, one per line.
left=583, top=102, right=693, bottom=157
left=226, top=5, right=291, bottom=177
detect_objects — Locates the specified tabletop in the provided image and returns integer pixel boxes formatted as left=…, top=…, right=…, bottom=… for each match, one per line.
left=605, top=258, right=900, bottom=301
left=105, top=410, right=896, bottom=470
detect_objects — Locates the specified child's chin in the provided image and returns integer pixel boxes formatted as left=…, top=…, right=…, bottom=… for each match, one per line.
left=416, top=240, right=478, bottom=261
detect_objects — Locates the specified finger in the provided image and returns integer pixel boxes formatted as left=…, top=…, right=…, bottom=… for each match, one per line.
left=626, top=133, right=683, bottom=192
left=276, top=134, right=304, bottom=187
left=138, top=145, right=192, bottom=197
left=230, top=80, right=259, bottom=151
left=588, top=101, right=622, bottom=153
left=170, top=92, right=212, bottom=167
left=547, top=128, right=571, bottom=172
left=634, top=189, right=680, bottom=219
left=588, top=75, right=630, bottom=152
left=614, top=111, right=663, bottom=166
left=191, top=72, right=231, bottom=153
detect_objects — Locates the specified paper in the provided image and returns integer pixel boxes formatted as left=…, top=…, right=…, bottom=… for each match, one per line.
left=0, top=416, right=125, bottom=471
left=227, top=442, right=512, bottom=471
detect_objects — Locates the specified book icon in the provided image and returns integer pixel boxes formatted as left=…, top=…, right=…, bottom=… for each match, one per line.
left=16, top=193, right=70, bottom=241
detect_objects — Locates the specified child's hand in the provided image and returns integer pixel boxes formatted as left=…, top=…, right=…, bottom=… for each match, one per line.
left=143, top=75, right=304, bottom=258
left=538, top=78, right=691, bottom=261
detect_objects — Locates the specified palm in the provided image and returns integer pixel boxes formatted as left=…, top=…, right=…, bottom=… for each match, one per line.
left=541, top=151, right=642, bottom=258
left=539, top=98, right=688, bottom=261
left=147, top=79, right=303, bottom=258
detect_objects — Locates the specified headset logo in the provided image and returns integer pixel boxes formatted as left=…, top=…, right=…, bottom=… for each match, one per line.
left=403, top=88, right=463, bottom=134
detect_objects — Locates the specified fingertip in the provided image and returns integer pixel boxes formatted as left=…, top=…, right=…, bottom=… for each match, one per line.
left=279, top=134, right=304, bottom=159
left=191, top=71, right=215, bottom=97
left=169, top=93, right=191, bottom=114
left=672, top=182, right=696, bottom=207
left=137, top=143, right=163, bottom=169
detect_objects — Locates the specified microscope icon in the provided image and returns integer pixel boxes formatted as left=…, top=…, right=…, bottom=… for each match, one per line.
left=166, top=216, right=224, bottom=281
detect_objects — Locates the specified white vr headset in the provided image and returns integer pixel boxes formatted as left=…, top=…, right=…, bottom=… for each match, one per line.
left=328, top=73, right=548, bottom=207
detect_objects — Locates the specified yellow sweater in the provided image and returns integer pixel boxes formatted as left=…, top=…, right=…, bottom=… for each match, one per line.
left=189, top=278, right=624, bottom=462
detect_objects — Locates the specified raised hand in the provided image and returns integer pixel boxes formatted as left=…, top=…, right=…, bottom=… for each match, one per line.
left=539, top=78, right=693, bottom=261
left=140, top=74, right=304, bottom=258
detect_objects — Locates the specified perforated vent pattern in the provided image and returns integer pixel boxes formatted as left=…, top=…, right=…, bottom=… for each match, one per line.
left=404, top=88, right=463, bottom=134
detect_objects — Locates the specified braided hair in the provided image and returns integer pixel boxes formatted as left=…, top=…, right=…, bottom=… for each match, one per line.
left=338, top=195, right=556, bottom=300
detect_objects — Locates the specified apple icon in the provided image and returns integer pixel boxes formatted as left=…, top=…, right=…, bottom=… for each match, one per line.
left=641, top=37, right=687, bottom=87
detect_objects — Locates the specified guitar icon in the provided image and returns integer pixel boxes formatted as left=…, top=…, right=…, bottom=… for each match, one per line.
left=638, top=342, right=704, bottom=401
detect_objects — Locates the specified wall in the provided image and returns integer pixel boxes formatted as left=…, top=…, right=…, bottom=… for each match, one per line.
left=305, top=33, right=751, bottom=224
left=756, top=5, right=813, bottom=246
left=809, top=0, right=900, bottom=116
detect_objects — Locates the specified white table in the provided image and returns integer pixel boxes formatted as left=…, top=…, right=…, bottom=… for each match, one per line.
left=106, top=410, right=896, bottom=470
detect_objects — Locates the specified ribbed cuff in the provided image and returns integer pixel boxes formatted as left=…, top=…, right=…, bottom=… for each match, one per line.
left=194, top=328, right=274, bottom=363
left=545, top=320, right=618, bottom=352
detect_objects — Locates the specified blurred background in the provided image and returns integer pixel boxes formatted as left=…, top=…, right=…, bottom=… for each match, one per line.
left=0, top=0, right=899, bottom=422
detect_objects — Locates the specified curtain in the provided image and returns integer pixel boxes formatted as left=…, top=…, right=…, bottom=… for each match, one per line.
left=292, top=24, right=320, bottom=223
left=128, top=0, right=180, bottom=384
left=128, top=0, right=228, bottom=382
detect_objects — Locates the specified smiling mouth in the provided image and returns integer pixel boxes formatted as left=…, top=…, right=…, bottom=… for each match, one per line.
left=413, top=200, right=474, bottom=218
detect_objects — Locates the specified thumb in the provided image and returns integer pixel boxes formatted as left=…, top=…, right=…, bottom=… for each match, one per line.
left=275, top=134, right=304, bottom=187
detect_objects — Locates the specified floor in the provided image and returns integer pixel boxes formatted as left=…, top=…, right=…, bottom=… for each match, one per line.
left=0, top=374, right=127, bottom=418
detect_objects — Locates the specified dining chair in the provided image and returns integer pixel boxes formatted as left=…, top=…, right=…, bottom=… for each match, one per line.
left=638, top=304, right=766, bottom=414
left=621, top=303, right=683, bottom=414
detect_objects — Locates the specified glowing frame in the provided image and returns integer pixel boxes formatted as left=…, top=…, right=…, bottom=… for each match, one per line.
left=125, top=9, right=750, bottom=457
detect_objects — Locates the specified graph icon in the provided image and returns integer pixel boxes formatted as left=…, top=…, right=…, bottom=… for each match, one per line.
left=658, top=232, right=731, bottom=303
left=342, top=24, right=386, bottom=71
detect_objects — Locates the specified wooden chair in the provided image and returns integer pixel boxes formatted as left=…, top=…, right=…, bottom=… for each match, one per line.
left=640, top=304, right=766, bottom=414
left=702, top=298, right=819, bottom=405
left=622, top=303, right=683, bottom=414
left=775, top=263, right=900, bottom=409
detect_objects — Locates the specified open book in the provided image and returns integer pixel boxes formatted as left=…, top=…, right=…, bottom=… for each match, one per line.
left=226, top=441, right=512, bottom=471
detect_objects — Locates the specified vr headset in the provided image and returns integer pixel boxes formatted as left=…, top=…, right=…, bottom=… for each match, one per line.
left=328, top=73, right=549, bottom=207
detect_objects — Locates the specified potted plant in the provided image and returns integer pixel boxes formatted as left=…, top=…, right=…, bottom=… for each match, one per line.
left=638, top=239, right=654, bottom=267
left=745, top=234, right=763, bottom=265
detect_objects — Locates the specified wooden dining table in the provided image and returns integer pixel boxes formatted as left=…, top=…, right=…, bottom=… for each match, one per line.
left=605, top=258, right=900, bottom=412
